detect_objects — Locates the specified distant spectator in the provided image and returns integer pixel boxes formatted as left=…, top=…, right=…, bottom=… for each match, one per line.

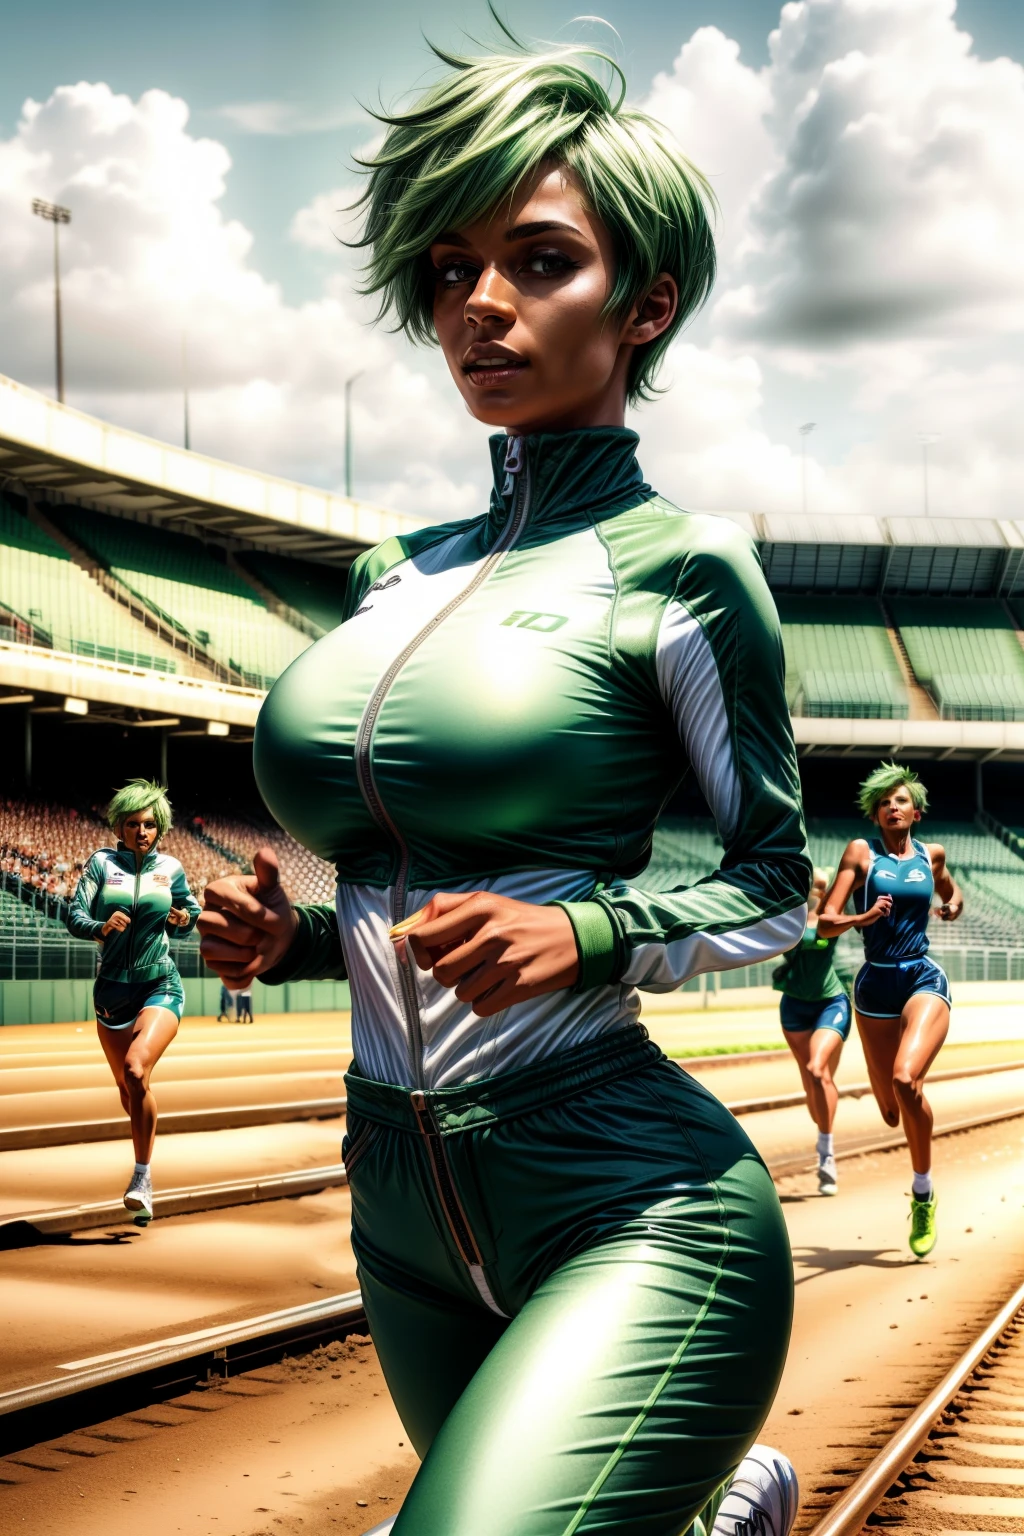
left=236, top=988, right=253, bottom=1024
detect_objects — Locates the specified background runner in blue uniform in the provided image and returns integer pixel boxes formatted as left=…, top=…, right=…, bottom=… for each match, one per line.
left=772, top=869, right=853, bottom=1196
left=818, top=763, right=963, bottom=1257
left=66, top=779, right=200, bottom=1223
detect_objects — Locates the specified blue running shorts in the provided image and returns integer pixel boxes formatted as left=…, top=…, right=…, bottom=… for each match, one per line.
left=94, top=974, right=185, bottom=1031
left=780, top=992, right=852, bottom=1041
left=854, top=956, right=951, bottom=1019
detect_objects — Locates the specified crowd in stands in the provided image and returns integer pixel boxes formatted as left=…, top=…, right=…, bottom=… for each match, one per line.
left=0, top=796, right=336, bottom=920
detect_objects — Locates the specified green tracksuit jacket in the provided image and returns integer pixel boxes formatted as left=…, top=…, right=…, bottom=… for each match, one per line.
left=66, top=843, right=200, bottom=982
left=254, top=427, right=812, bottom=1089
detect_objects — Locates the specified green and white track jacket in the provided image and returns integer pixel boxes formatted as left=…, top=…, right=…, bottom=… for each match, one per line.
left=255, top=428, right=812, bottom=1088
left=67, top=844, right=200, bottom=982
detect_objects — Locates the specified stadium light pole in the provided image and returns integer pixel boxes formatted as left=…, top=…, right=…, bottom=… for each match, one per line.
left=32, top=199, right=72, bottom=404
left=799, top=422, right=816, bottom=515
left=918, top=432, right=940, bottom=517
left=344, top=371, right=364, bottom=499
left=182, top=331, right=191, bottom=452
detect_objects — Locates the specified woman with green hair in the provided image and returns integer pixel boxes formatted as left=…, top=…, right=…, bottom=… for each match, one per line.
left=200, top=29, right=811, bottom=1536
left=67, top=779, right=200, bottom=1224
left=819, top=763, right=963, bottom=1258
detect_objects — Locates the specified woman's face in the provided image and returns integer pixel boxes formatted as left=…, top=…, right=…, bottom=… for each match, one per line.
left=429, top=164, right=677, bottom=435
left=120, top=810, right=159, bottom=854
left=873, top=784, right=921, bottom=833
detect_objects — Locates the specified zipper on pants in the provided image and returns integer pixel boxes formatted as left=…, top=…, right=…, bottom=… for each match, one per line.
left=410, top=1089, right=508, bottom=1318
left=352, top=439, right=533, bottom=1089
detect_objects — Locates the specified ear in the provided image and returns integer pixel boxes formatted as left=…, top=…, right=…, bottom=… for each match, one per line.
left=621, top=273, right=679, bottom=348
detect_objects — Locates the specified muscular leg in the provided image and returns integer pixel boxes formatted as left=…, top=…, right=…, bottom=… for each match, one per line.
left=96, top=1022, right=133, bottom=1117
left=784, top=1028, right=843, bottom=1134
left=855, top=1012, right=903, bottom=1129
left=892, top=993, right=949, bottom=1176
left=121, top=1007, right=179, bottom=1164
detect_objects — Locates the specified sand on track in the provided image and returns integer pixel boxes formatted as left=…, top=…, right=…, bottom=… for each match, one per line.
left=5, top=1113, right=1024, bottom=1536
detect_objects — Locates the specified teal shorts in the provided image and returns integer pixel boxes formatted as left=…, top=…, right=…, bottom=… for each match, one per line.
left=94, top=973, right=185, bottom=1030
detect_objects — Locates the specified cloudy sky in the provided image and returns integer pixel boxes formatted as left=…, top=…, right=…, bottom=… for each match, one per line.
left=1, top=0, right=1022, bottom=522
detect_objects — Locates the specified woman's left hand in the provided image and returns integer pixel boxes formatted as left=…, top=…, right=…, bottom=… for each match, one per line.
left=935, top=898, right=963, bottom=922
left=167, top=906, right=189, bottom=928
left=402, top=893, right=580, bottom=1017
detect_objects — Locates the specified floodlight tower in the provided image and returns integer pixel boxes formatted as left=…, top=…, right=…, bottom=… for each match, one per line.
left=31, top=199, right=72, bottom=404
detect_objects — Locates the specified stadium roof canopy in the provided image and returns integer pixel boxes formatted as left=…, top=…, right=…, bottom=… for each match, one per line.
left=0, top=372, right=421, bottom=567
left=2, top=371, right=1023, bottom=595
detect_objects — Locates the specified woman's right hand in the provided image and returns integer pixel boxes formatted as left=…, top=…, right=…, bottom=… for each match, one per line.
left=198, top=847, right=299, bottom=988
left=100, top=911, right=131, bottom=939
left=860, top=894, right=893, bottom=927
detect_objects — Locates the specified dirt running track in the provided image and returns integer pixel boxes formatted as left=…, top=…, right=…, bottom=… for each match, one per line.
left=3, top=1112, right=1024, bottom=1536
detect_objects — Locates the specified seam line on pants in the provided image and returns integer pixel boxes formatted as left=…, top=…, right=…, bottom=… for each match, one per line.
left=559, top=1086, right=731, bottom=1536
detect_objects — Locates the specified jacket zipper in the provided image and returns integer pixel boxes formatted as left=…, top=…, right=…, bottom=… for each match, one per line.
left=126, top=851, right=142, bottom=972
left=352, top=438, right=532, bottom=1089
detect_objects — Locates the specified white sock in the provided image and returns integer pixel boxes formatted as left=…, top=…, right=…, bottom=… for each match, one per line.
left=816, top=1132, right=834, bottom=1159
left=912, top=1169, right=933, bottom=1200
left=134, top=1161, right=151, bottom=1180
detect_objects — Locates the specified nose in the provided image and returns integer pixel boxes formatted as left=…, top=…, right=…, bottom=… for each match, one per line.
left=464, top=265, right=516, bottom=330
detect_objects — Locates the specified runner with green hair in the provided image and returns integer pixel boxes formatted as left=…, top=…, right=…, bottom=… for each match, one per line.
left=819, top=764, right=963, bottom=1258
left=200, top=23, right=811, bottom=1536
left=67, top=779, right=200, bottom=1223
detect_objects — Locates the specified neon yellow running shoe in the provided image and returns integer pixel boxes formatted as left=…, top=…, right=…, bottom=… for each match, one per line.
left=909, top=1193, right=937, bottom=1258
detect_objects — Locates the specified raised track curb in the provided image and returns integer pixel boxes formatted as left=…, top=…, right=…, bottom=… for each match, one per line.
left=0, top=1162, right=348, bottom=1242
left=0, top=1095, right=346, bottom=1151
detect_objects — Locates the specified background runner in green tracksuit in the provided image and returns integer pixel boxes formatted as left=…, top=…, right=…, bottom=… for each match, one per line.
left=67, top=779, right=199, bottom=1222
left=773, top=870, right=854, bottom=1196
left=200, top=35, right=812, bottom=1536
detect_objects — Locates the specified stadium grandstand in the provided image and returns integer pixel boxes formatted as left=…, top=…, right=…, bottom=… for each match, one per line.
left=0, top=371, right=1021, bottom=1003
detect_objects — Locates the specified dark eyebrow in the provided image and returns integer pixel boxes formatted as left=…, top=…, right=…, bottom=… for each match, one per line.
left=504, top=220, right=584, bottom=242
left=430, top=220, right=585, bottom=249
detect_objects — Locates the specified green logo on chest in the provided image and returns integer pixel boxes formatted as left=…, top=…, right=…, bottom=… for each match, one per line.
left=500, top=610, right=569, bottom=632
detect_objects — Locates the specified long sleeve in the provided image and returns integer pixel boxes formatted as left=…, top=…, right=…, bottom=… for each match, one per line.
left=66, top=854, right=106, bottom=941
left=260, top=903, right=348, bottom=984
left=558, top=520, right=811, bottom=991
left=169, top=862, right=202, bottom=936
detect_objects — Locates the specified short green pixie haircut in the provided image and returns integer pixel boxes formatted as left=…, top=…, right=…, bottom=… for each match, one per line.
left=354, top=26, right=717, bottom=404
left=107, top=779, right=173, bottom=840
left=858, top=762, right=929, bottom=821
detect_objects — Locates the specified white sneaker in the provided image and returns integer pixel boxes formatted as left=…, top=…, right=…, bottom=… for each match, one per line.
left=124, top=1168, right=153, bottom=1225
left=817, top=1154, right=838, bottom=1196
left=712, top=1445, right=799, bottom=1536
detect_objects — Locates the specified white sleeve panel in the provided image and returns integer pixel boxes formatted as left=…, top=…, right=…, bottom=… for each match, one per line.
left=655, top=600, right=741, bottom=843
left=621, top=902, right=807, bottom=991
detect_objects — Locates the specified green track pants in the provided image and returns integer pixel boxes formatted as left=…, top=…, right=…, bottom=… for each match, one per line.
left=343, top=1026, right=793, bottom=1536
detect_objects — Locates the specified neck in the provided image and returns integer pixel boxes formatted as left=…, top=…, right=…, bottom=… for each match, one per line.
left=881, top=826, right=913, bottom=856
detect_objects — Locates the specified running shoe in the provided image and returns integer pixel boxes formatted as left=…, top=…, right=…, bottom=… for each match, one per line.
left=909, top=1192, right=937, bottom=1258
left=712, top=1444, right=799, bottom=1536
left=124, top=1168, right=153, bottom=1226
left=817, top=1154, right=838, bottom=1197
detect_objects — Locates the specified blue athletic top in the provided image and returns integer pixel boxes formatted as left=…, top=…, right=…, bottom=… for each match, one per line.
left=855, top=836, right=934, bottom=963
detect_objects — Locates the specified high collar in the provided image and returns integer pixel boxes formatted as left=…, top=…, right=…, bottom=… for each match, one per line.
left=116, top=840, right=157, bottom=870
left=486, top=427, right=649, bottom=535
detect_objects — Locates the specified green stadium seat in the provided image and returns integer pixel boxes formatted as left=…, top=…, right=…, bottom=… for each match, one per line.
left=48, top=505, right=311, bottom=688
left=238, top=552, right=348, bottom=635
left=0, top=497, right=178, bottom=672
left=775, top=597, right=909, bottom=719
left=888, top=599, right=1024, bottom=721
